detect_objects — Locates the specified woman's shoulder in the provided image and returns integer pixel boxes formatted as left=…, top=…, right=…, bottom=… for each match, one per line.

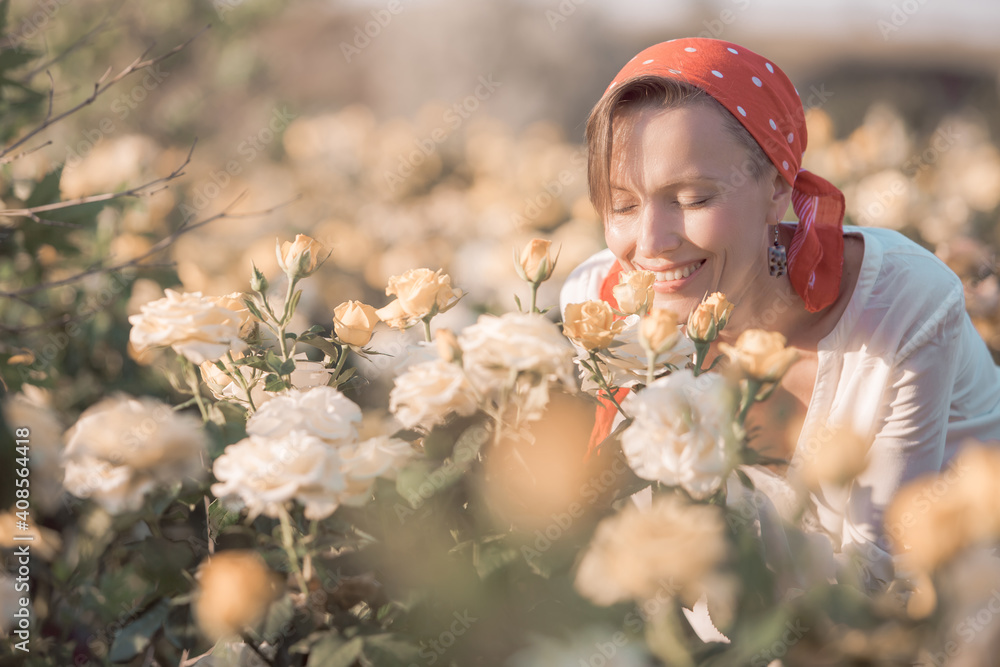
left=559, top=248, right=616, bottom=317
left=848, top=225, right=962, bottom=301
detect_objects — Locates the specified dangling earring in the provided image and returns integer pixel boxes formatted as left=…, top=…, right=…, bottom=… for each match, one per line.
left=768, top=224, right=787, bottom=277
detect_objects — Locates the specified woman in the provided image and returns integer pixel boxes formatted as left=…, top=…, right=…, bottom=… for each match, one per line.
left=561, top=38, right=1000, bottom=590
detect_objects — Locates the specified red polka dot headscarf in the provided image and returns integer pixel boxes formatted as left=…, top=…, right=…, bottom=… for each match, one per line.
left=605, top=38, right=845, bottom=313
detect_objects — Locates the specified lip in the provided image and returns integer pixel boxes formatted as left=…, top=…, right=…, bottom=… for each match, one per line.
left=637, top=259, right=707, bottom=293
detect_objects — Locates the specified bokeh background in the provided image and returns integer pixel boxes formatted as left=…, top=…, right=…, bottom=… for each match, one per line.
left=9, top=0, right=1000, bottom=368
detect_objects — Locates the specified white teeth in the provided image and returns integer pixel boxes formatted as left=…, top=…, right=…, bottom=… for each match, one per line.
left=654, top=260, right=704, bottom=282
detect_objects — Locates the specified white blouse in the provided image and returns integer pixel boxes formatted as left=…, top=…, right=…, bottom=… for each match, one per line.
left=560, top=225, right=1000, bottom=589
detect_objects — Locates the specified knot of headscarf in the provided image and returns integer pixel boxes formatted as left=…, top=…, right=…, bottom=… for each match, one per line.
left=604, top=38, right=844, bottom=312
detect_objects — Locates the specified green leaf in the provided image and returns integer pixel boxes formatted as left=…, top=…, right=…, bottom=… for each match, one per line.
left=232, top=355, right=270, bottom=371
left=287, top=288, right=303, bottom=318
left=362, top=634, right=422, bottom=667
left=307, top=635, right=363, bottom=667
left=277, top=357, right=296, bottom=376
left=263, top=373, right=286, bottom=392
left=260, top=594, right=295, bottom=645
left=301, top=336, right=341, bottom=359
left=735, top=467, right=755, bottom=490
left=108, top=598, right=170, bottom=663
left=513, top=293, right=522, bottom=312
left=243, top=298, right=266, bottom=322
left=0, top=47, right=37, bottom=73
left=25, top=167, right=63, bottom=207
left=265, top=350, right=285, bottom=374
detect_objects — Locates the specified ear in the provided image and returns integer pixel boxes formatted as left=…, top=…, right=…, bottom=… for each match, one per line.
left=768, top=171, right=794, bottom=224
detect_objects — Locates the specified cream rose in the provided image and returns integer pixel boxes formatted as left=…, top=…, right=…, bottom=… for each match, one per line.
left=620, top=370, right=736, bottom=499
left=562, top=300, right=624, bottom=351
left=276, top=234, right=326, bottom=277
left=246, top=385, right=362, bottom=443
left=612, top=270, right=655, bottom=315
left=333, top=300, right=380, bottom=347
left=128, top=289, right=247, bottom=364
left=211, top=430, right=348, bottom=519
left=515, top=238, right=557, bottom=283
left=718, top=329, right=799, bottom=383
left=193, top=550, right=283, bottom=642
left=459, top=312, right=577, bottom=393
left=640, top=307, right=683, bottom=355
left=376, top=268, right=463, bottom=328
left=389, top=358, right=479, bottom=431
left=62, top=395, right=209, bottom=514
left=575, top=495, right=732, bottom=607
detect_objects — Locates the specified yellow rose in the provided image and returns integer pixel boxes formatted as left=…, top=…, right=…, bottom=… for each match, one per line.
left=639, top=308, right=681, bottom=354
left=333, top=300, right=380, bottom=347
left=515, top=238, right=558, bottom=283
left=276, top=234, right=326, bottom=278
left=686, top=292, right=734, bottom=342
left=193, top=550, right=284, bottom=642
left=612, top=270, right=655, bottom=315
left=718, top=329, right=799, bottom=383
left=380, top=268, right=463, bottom=325
left=563, top=301, right=624, bottom=351
left=374, top=299, right=410, bottom=330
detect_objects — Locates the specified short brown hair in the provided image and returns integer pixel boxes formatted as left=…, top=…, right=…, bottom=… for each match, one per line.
left=585, top=75, right=775, bottom=219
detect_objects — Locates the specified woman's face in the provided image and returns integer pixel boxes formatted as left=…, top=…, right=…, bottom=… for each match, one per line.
left=605, top=102, right=791, bottom=322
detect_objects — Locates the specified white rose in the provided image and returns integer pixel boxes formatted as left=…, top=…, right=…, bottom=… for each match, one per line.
left=211, top=431, right=348, bottom=520
left=620, top=370, right=736, bottom=500
left=202, top=353, right=335, bottom=407
left=389, top=359, right=479, bottom=431
left=338, top=435, right=416, bottom=505
left=62, top=395, right=208, bottom=514
left=247, top=386, right=361, bottom=443
left=129, top=289, right=247, bottom=364
left=585, top=315, right=694, bottom=389
left=458, top=313, right=577, bottom=393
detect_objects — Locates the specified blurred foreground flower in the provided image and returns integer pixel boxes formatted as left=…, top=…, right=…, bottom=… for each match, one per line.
left=562, top=300, right=623, bottom=351
left=193, top=550, right=283, bottom=643
left=0, top=573, right=17, bottom=637
left=128, top=289, right=247, bottom=364
left=2, top=389, right=66, bottom=515
left=62, top=395, right=208, bottom=514
left=885, top=443, right=1000, bottom=576
left=575, top=495, right=733, bottom=608
left=505, top=626, right=652, bottom=667
left=620, top=370, right=736, bottom=500
left=0, top=512, right=62, bottom=561
left=793, top=425, right=871, bottom=491
left=719, top=329, right=799, bottom=384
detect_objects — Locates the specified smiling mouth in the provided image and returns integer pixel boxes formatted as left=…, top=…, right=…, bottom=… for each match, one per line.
left=650, top=259, right=706, bottom=282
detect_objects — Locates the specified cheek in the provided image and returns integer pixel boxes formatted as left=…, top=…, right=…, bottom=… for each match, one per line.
left=603, top=221, right=635, bottom=260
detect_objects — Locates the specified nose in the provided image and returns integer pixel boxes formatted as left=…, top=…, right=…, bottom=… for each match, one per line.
left=636, top=201, right=682, bottom=258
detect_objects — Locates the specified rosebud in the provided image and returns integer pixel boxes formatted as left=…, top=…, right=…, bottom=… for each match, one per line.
left=276, top=234, right=326, bottom=278
left=718, top=329, right=799, bottom=383
left=193, top=550, right=284, bottom=643
left=612, top=270, right=655, bottom=315
left=379, top=268, right=463, bottom=327
left=250, top=261, right=268, bottom=293
left=333, top=300, right=380, bottom=347
left=686, top=292, right=733, bottom=343
left=639, top=308, right=681, bottom=355
left=515, top=238, right=558, bottom=284
left=562, top=301, right=624, bottom=350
